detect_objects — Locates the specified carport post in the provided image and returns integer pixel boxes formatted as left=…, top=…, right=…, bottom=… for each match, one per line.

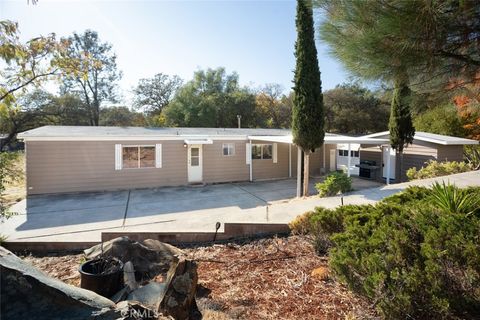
left=297, top=146, right=302, bottom=197
left=249, top=140, right=253, bottom=182
left=322, top=145, right=326, bottom=174
left=386, top=145, right=391, bottom=185
left=347, top=143, right=351, bottom=177
left=288, top=143, right=292, bottom=178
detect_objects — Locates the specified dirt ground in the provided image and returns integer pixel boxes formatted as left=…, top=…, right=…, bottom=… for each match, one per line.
left=21, top=236, right=377, bottom=320
left=2, top=152, right=26, bottom=208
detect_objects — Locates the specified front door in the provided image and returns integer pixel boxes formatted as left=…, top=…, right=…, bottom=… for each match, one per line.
left=188, top=144, right=203, bottom=183
left=382, top=146, right=396, bottom=180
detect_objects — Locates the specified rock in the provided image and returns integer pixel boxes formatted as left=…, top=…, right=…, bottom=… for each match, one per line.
left=127, top=282, right=167, bottom=309
left=159, top=258, right=200, bottom=320
left=0, top=247, right=119, bottom=320
left=85, top=237, right=185, bottom=280
left=311, top=266, right=329, bottom=281
left=124, top=261, right=139, bottom=291
left=116, top=300, right=174, bottom=320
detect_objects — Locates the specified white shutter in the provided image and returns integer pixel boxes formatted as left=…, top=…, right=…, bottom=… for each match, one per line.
left=155, top=144, right=162, bottom=168
left=115, top=144, right=122, bottom=170
left=273, top=143, right=278, bottom=163
left=246, top=143, right=251, bottom=165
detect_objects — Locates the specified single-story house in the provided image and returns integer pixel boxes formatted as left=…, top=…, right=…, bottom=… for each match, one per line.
left=17, top=126, right=478, bottom=195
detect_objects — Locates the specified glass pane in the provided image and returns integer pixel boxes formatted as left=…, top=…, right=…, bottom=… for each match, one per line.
left=338, top=150, right=342, bottom=156
left=191, top=156, right=199, bottom=166
left=191, top=148, right=199, bottom=157
left=223, top=146, right=229, bottom=156
left=263, top=144, right=272, bottom=159
left=252, top=145, right=262, bottom=159
left=123, top=147, right=138, bottom=168
left=140, top=146, right=155, bottom=168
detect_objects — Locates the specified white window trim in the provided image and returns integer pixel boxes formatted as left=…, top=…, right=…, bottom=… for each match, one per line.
left=222, top=143, right=235, bottom=156
left=122, top=144, right=157, bottom=169
left=252, top=143, right=274, bottom=160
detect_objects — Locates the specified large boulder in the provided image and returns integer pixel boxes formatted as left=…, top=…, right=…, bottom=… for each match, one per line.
left=159, top=258, right=200, bottom=320
left=85, top=237, right=185, bottom=280
left=0, top=247, right=118, bottom=320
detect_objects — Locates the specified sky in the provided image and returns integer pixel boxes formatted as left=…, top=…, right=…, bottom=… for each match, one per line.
left=0, top=0, right=350, bottom=103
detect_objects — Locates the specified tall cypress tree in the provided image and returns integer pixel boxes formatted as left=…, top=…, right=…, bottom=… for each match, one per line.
left=292, top=0, right=325, bottom=196
left=389, top=78, right=415, bottom=182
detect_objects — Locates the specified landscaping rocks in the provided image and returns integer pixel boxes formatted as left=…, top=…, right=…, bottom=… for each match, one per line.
left=84, top=236, right=185, bottom=280
left=0, top=247, right=119, bottom=320
left=160, top=258, right=200, bottom=320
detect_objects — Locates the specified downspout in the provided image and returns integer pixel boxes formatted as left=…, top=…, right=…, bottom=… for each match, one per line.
left=249, top=139, right=253, bottom=182
left=288, top=143, right=292, bottom=178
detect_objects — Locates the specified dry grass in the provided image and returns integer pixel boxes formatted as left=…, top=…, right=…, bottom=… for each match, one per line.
left=20, top=236, right=378, bottom=319
left=2, top=152, right=26, bottom=208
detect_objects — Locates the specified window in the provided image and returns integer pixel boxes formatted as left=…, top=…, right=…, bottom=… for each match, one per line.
left=122, top=146, right=155, bottom=169
left=252, top=144, right=273, bottom=160
left=352, top=150, right=359, bottom=157
left=223, top=143, right=235, bottom=156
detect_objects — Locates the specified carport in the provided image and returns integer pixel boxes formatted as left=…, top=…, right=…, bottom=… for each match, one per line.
left=247, top=134, right=390, bottom=197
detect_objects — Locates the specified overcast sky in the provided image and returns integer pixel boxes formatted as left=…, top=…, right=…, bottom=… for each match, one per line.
left=1, top=0, right=350, bottom=102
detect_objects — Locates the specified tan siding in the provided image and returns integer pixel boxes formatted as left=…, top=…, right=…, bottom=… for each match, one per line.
left=399, top=144, right=438, bottom=181
left=251, top=141, right=289, bottom=180
left=26, top=140, right=188, bottom=195
left=203, top=141, right=249, bottom=183
left=436, top=145, right=464, bottom=162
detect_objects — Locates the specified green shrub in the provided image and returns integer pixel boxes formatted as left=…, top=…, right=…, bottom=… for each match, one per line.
left=293, top=184, right=480, bottom=318
left=430, top=181, right=480, bottom=215
left=329, top=202, right=480, bottom=319
left=315, top=171, right=352, bottom=197
left=406, top=160, right=472, bottom=180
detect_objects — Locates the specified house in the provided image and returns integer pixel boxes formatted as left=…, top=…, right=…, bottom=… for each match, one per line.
left=17, top=126, right=478, bottom=195
left=359, top=131, right=479, bottom=183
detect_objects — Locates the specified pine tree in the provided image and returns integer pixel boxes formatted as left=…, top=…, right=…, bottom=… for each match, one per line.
left=389, top=78, right=415, bottom=182
left=292, top=0, right=325, bottom=196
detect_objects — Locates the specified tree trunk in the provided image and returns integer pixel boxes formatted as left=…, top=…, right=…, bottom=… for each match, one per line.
left=399, top=151, right=404, bottom=182
left=303, top=152, right=310, bottom=197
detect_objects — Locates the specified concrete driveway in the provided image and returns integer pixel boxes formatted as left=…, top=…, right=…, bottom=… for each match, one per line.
left=1, top=177, right=382, bottom=243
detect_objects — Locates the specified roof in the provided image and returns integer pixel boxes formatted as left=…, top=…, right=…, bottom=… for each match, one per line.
left=362, top=131, right=479, bottom=145
left=249, top=135, right=389, bottom=145
left=17, top=126, right=292, bottom=141
left=16, top=126, right=394, bottom=145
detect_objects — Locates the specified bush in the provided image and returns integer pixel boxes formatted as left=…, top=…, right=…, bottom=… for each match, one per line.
left=315, top=171, right=352, bottom=197
left=406, top=160, right=472, bottom=180
left=292, top=185, right=480, bottom=319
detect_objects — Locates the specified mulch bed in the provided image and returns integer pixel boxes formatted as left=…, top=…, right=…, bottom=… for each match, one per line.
left=20, top=236, right=378, bottom=320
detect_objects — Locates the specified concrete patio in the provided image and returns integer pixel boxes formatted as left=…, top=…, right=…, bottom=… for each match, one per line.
left=1, top=171, right=479, bottom=244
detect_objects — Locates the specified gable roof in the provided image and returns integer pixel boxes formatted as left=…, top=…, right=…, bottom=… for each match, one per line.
left=362, top=131, right=479, bottom=145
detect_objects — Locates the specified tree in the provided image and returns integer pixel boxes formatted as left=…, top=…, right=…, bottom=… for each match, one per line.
left=133, top=73, right=182, bottom=116
left=324, top=83, right=389, bottom=134
left=292, top=0, right=325, bottom=196
left=61, top=30, right=121, bottom=126
left=164, top=67, right=256, bottom=128
left=99, top=106, right=146, bottom=127
left=414, top=104, right=465, bottom=138
left=317, top=1, right=480, bottom=93
left=255, top=84, right=292, bottom=128
left=389, top=80, right=415, bottom=182
left=0, top=20, right=74, bottom=148
left=0, top=152, right=21, bottom=221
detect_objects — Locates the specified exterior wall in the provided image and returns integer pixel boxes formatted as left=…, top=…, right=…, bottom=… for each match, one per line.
left=251, top=140, right=290, bottom=180
left=26, top=140, right=188, bottom=195
left=203, top=141, right=249, bottom=183
left=290, top=144, right=335, bottom=177
left=436, top=145, right=464, bottom=162
left=399, top=142, right=437, bottom=181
